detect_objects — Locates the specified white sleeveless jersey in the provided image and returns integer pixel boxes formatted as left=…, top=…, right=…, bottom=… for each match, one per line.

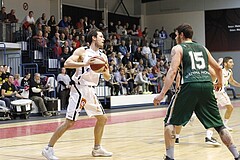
left=72, top=48, right=103, bottom=86
left=214, top=68, right=231, bottom=93
left=222, top=68, right=232, bottom=87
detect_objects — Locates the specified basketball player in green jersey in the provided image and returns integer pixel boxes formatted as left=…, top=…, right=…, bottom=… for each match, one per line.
left=153, top=23, right=239, bottom=160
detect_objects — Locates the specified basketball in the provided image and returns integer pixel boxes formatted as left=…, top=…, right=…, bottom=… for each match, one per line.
left=90, top=56, right=107, bottom=73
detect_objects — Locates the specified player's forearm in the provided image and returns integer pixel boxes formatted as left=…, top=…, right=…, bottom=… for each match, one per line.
left=102, top=72, right=111, bottom=81
left=160, top=69, right=176, bottom=95
left=64, top=61, right=87, bottom=68
left=230, top=80, right=240, bottom=87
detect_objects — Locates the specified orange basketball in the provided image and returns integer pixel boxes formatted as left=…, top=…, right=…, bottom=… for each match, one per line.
left=90, top=56, right=107, bottom=73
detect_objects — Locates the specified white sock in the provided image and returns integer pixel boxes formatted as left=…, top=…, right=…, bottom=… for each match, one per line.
left=224, top=119, right=229, bottom=125
left=176, top=134, right=180, bottom=139
left=206, top=129, right=213, bottom=139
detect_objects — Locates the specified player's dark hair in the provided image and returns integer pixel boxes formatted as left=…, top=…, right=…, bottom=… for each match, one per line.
left=223, top=56, right=233, bottom=64
left=176, top=23, right=193, bottom=39
left=87, top=29, right=100, bottom=44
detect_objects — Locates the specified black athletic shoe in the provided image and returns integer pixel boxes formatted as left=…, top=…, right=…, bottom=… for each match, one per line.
left=175, top=138, right=179, bottom=144
left=205, top=137, right=221, bottom=146
left=164, top=155, right=174, bottom=160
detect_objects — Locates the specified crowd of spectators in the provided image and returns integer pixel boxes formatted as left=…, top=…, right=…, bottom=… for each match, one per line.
left=0, top=6, right=175, bottom=102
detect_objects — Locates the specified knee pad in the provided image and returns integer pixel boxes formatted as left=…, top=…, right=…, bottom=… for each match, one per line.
left=214, top=125, right=226, bottom=133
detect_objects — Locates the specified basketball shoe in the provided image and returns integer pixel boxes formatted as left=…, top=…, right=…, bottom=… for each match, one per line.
left=164, top=155, right=174, bottom=160
left=92, top=146, right=112, bottom=157
left=205, top=137, right=221, bottom=146
left=175, top=138, right=179, bottom=144
left=42, top=146, right=59, bottom=160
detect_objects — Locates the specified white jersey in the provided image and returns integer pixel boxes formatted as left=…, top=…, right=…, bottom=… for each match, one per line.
left=214, top=68, right=232, bottom=93
left=72, top=48, right=103, bottom=86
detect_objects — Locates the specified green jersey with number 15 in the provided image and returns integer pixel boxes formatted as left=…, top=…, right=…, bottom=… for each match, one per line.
left=179, top=42, right=212, bottom=84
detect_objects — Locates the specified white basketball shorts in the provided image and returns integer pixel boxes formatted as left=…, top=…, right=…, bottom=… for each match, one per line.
left=66, top=84, right=105, bottom=121
left=214, top=91, right=231, bottom=107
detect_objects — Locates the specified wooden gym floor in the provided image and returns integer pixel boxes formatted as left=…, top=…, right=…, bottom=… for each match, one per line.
left=0, top=100, right=239, bottom=160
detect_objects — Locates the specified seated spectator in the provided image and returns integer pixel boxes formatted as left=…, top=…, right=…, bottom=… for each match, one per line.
left=29, top=73, right=52, bottom=117
left=36, top=13, right=47, bottom=27
left=0, top=65, right=5, bottom=86
left=106, top=65, right=120, bottom=96
left=21, top=72, right=31, bottom=91
left=7, top=9, right=18, bottom=23
left=22, top=11, right=35, bottom=30
left=134, top=69, right=150, bottom=94
left=126, top=68, right=136, bottom=95
left=58, top=16, right=68, bottom=29
left=57, top=67, right=71, bottom=109
left=0, top=75, right=24, bottom=108
left=60, top=47, right=71, bottom=67
left=33, top=30, right=47, bottom=48
left=147, top=68, right=158, bottom=93
left=13, top=74, right=21, bottom=90
left=122, top=52, right=132, bottom=66
left=48, top=15, right=57, bottom=38
left=148, top=49, right=157, bottom=67
left=115, top=68, right=129, bottom=95
left=225, top=84, right=238, bottom=99
left=76, top=18, right=84, bottom=33
left=118, top=40, right=128, bottom=56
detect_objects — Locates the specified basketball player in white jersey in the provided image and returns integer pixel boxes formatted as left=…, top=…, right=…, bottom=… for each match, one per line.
left=213, top=56, right=240, bottom=130
left=42, top=29, right=112, bottom=160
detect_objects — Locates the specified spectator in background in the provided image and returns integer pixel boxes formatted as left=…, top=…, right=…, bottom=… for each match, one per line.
left=73, top=35, right=81, bottom=48
left=122, top=52, right=132, bottom=66
left=0, top=65, right=5, bottom=86
left=142, top=27, right=148, bottom=39
left=148, top=50, right=157, bottom=67
left=105, top=66, right=120, bottom=96
left=134, top=68, right=150, bottom=94
left=90, top=19, right=98, bottom=30
left=13, top=74, right=21, bottom=90
left=79, top=35, right=86, bottom=46
left=57, top=67, right=71, bottom=109
left=137, top=59, right=146, bottom=72
left=67, top=16, right=73, bottom=29
left=48, top=15, right=57, bottom=38
left=60, top=47, right=71, bottom=67
left=141, top=41, right=151, bottom=56
left=127, top=39, right=136, bottom=58
left=22, top=11, right=35, bottom=30
left=108, top=21, right=116, bottom=34
left=58, top=16, right=68, bottom=28
left=21, top=73, right=31, bottom=90
left=0, top=6, right=8, bottom=22
left=7, top=9, right=18, bottom=23
left=118, top=40, right=128, bottom=56
left=115, top=68, right=129, bottom=95
left=159, top=26, right=168, bottom=40
left=29, top=73, right=52, bottom=117
left=76, top=18, right=84, bottom=33
left=0, top=75, right=24, bottom=108
left=33, top=30, right=47, bottom=48
left=83, top=16, right=90, bottom=34
left=36, top=13, right=47, bottom=27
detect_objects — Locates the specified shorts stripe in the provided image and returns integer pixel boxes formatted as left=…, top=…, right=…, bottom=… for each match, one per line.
left=166, top=88, right=180, bottom=124
left=73, top=84, right=82, bottom=120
